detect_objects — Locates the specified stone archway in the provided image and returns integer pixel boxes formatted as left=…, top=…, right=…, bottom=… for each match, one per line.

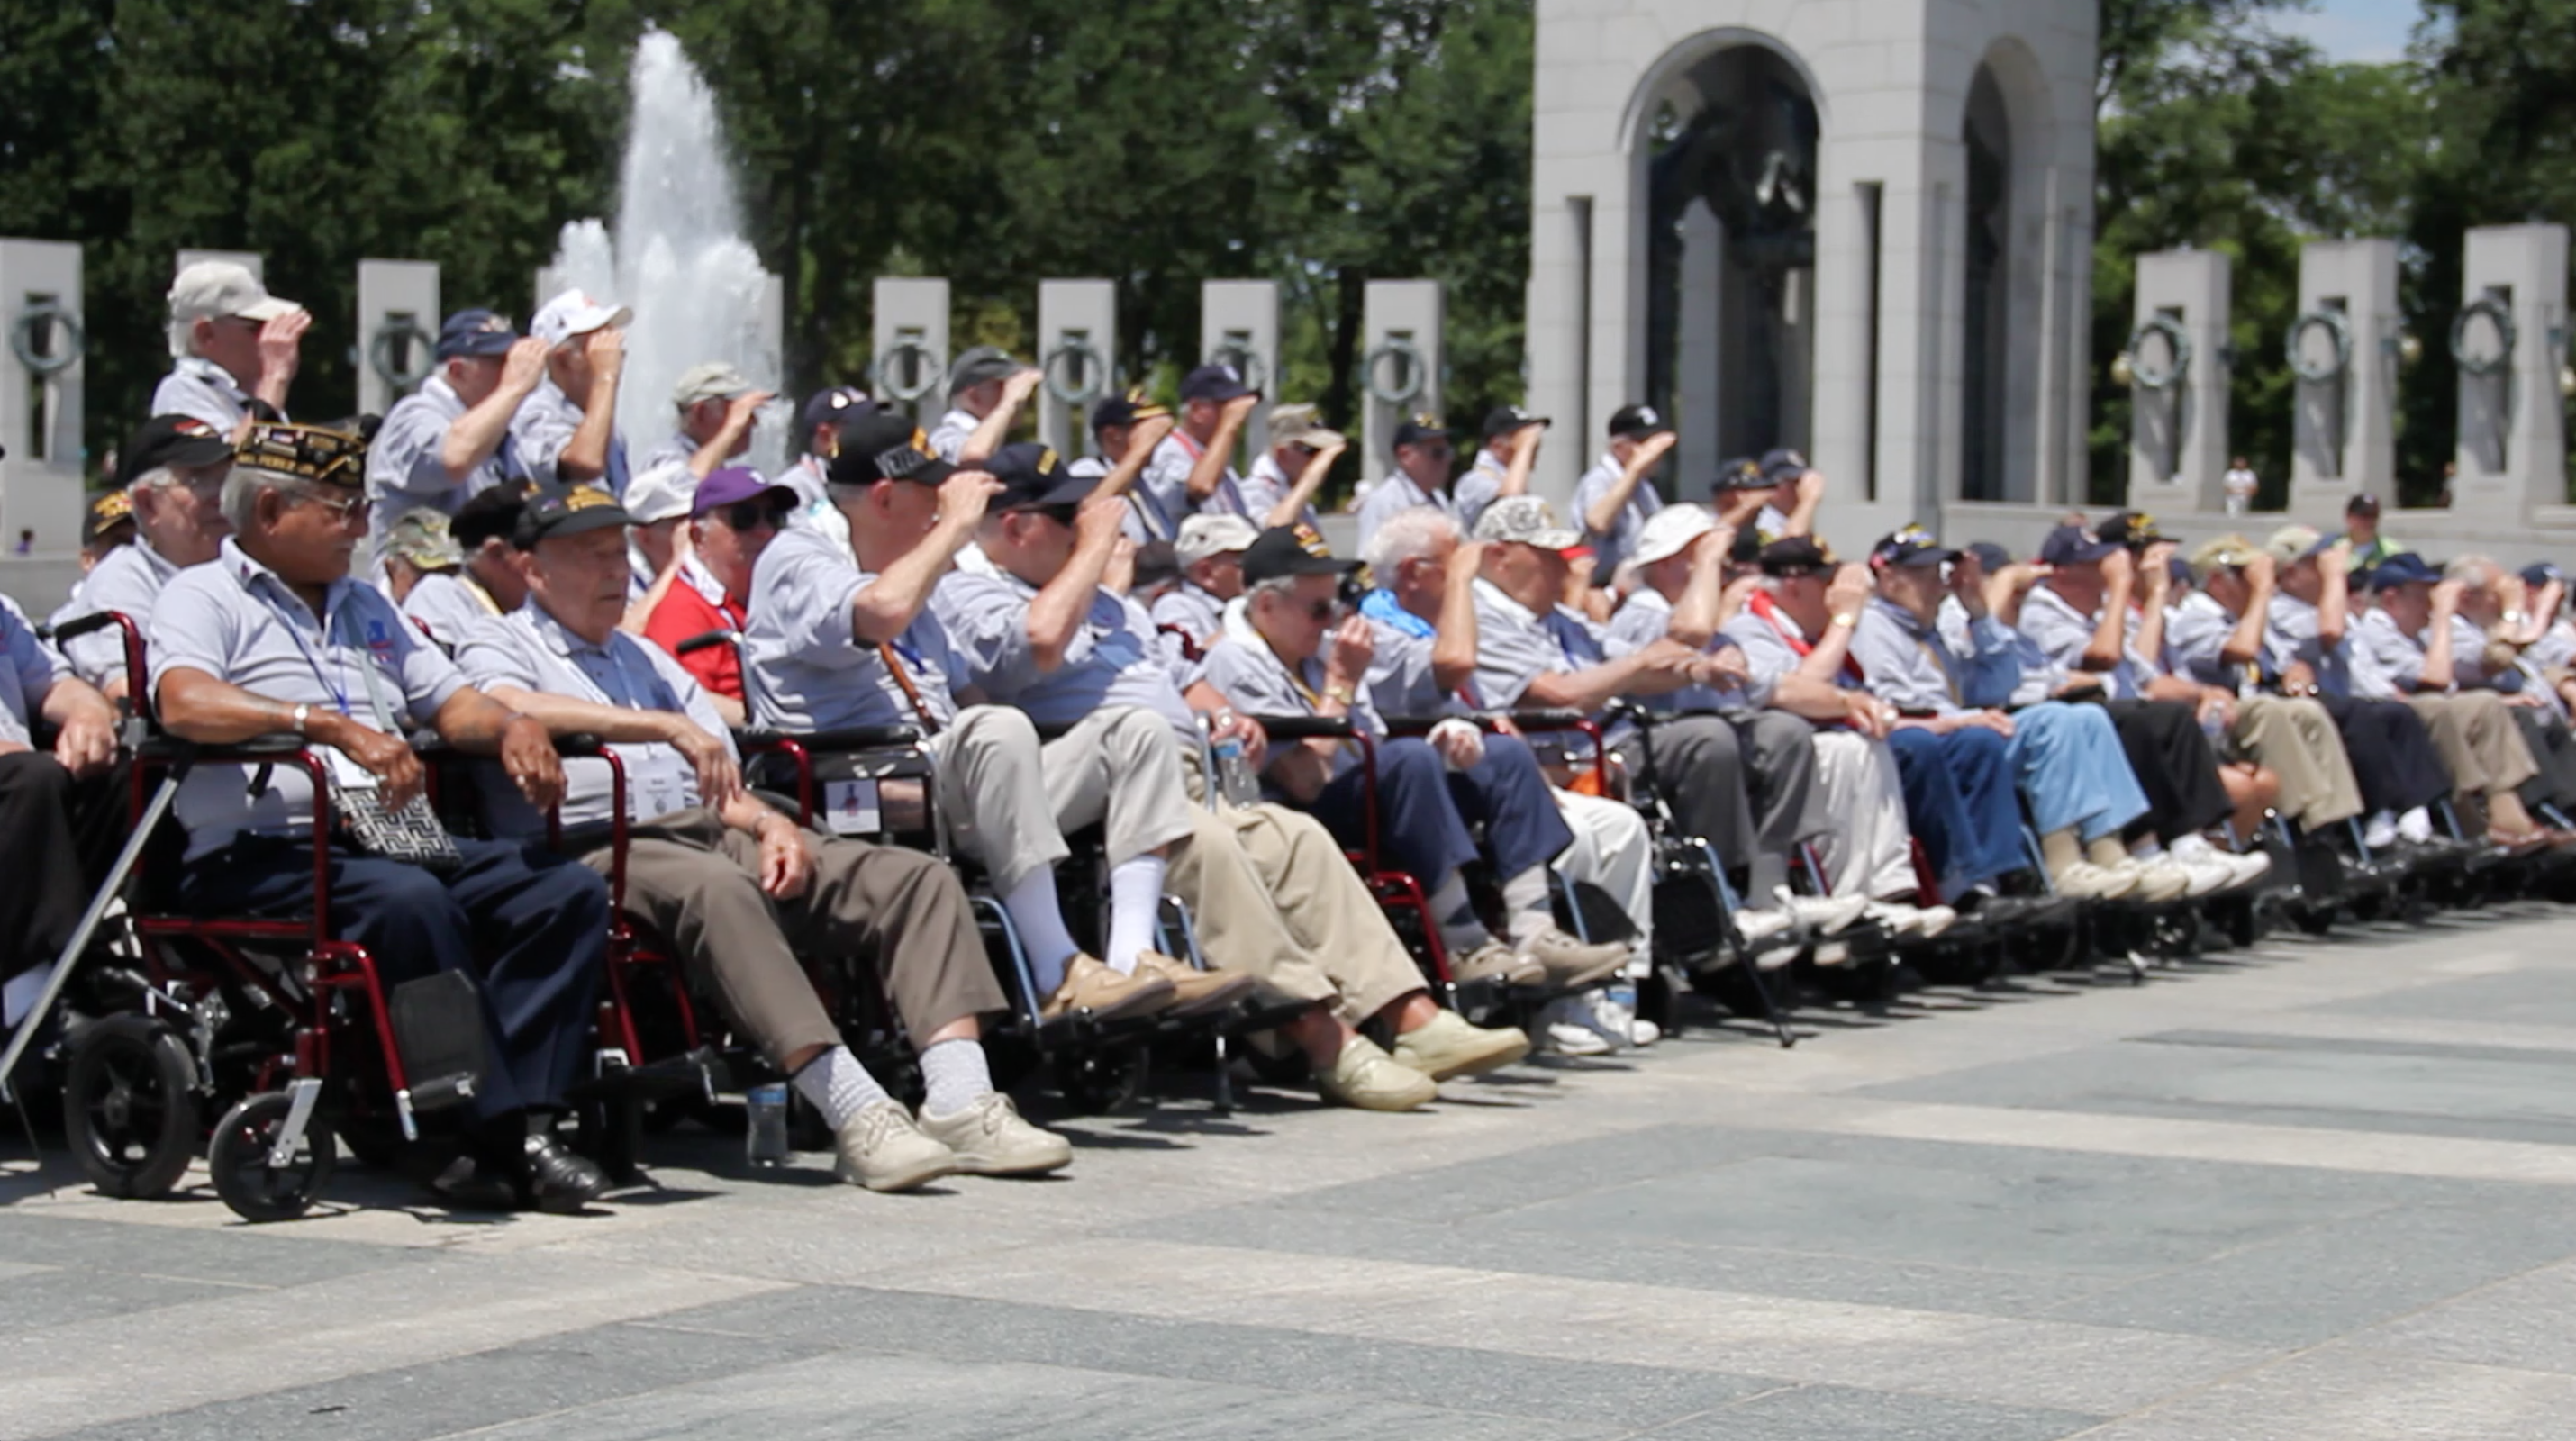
left=1958, top=37, right=2059, bottom=506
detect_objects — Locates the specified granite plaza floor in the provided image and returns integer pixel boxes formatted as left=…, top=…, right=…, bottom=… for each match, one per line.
left=8, top=905, right=2576, bottom=1439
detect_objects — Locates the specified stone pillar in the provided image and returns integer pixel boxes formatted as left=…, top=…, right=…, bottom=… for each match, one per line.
left=2127, top=249, right=2231, bottom=512
left=1673, top=200, right=1725, bottom=499
left=1037, top=280, right=1117, bottom=458
left=2453, top=223, right=2569, bottom=517
left=355, top=260, right=440, bottom=418
left=0, top=240, right=86, bottom=557
left=2286, top=240, right=2399, bottom=518
left=1359, top=279, right=1445, bottom=476
left=1200, top=280, right=1279, bottom=458
left=870, top=278, right=950, bottom=421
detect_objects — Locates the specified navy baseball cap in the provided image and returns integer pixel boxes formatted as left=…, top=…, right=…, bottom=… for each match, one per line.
left=1964, top=540, right=2015, bottom=574
left=801, top=385, right=872, bottom=433
left=2366, top=551, right=2442, bottom=590
left=1179, top=363, right=1256, bottom=404
left=514, top=485, right=631, bottom=548
left=434, top=309, right=518, bottom=361
left=2520, top=561, right=2564, bottom=589
left=117, top=413, right=232, bottom=486
left=2038, top=524, right=2121, bottom=566
left=986, top=442, right=1095, bottom=512
left=1608, top=403, right=1673, bottom=440
left=829, top=411, right=955, bottom=488
left=1712, top=456, right=1769, bottom=492
left=1392, top=412, right=1451, bottom=449
left=1758, top=448, right=1809, bottom=485
left=1871, top=524, right=1957, bottom=570
left=1481, top=404, right=1549, bottom=439
left=1090, top=388, right=1169, bottom=435
left=1241, top=524, right=1361, bottom=586
left=1757, top=536, right=1830, bottom=576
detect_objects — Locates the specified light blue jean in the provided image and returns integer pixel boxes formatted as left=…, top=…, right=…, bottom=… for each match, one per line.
left=2007, top=701, right=2150, bottom=844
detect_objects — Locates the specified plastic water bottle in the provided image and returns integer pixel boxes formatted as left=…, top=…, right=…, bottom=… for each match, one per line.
left=1601, top=972, right=1639, bottom=1049
left=745, top=1082, right=791, bottom=1167
left=1211, top=734, right=1260, bottom=807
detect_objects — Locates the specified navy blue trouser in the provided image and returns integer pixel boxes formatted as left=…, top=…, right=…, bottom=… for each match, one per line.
left=1887, top=725, right=2027, bottom=895
left=176, top=835, right=610, bottom=1120
left=1306, top=733, right=1572, bottom=885
left=2317, top=692, right=2453, bottom=814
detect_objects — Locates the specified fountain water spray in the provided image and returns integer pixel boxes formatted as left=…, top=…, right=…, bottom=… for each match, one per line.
left=545, top=30, right=785, bottom=476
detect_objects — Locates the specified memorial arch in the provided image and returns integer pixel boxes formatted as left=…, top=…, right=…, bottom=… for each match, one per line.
left=1528, top=2, right=2097, bottom=552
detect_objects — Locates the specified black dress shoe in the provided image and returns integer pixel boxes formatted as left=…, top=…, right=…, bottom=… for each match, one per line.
left=521, top=1133, right=609, bottom=1213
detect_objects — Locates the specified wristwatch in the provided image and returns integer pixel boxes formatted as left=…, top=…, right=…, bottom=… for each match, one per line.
left=1322, top=684, right=1356, bottom=705
left=1829, top=612, right=1859, bottom=629
left=289, top=703, right=311, bottom=737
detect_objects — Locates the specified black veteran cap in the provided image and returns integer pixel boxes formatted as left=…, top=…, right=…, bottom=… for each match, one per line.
left=237, top=422, right=367, bottom=489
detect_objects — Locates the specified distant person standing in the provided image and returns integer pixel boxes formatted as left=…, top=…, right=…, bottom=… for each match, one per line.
left=2345, top=493, right=2398, bottom=570
left=2223, top=455, right=2258, bottom=517
left=152, top=261, right=311, bottom=440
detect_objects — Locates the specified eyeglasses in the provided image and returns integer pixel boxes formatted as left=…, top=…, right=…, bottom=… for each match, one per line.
left=1417, top=444, right=1454, bottom=460
left=297, top=490, right=364, bottom=524
left=1300, top=599, right=1338, bottom=622
left=721, top=501, right=794, bottom=532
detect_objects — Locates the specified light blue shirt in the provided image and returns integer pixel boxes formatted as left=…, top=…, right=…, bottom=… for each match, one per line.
left=0, top=595, right=69, bottom=748
left=1572, top=451, right=1663, bottom=580
left=54, top=539, right=181, bottom=690
left=1851, top=594, right=2022, bottom=715
left=2017, top=584, right=2156, bottom=700
left=930, top=563, right=1198, bottom=737
left=2266, top=592, right=2355, bottom=697
left=743, top=526, right=962, bottom=733
left=367, top=375, right=524, bottom=542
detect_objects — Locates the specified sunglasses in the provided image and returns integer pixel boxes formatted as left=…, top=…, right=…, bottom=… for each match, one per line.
left=1298, top=598, right=1338, bottom=622
left=720, top=500, right=794, bottom=532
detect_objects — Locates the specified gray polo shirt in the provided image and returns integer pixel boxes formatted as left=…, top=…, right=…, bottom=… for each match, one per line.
left=1850, top=594, right=2026, bottom=715
left=400, top=571, right=502, bottom=656
left=458, top=603, right=732, bottom=835
left=1602, top=587, right=1761, bottom=711
left=1201, top=634, right=1381, bottom=781
left=925, top=408, right=979, bottom=464
left=1721, top=603, right=1859, bottom=697
left=1452, top=451, right=1509, bottom=534
left=507, top=379, right=632, bottom=494
left=743, top=526, right=961, bottom=733
left=149, top=539, right=468, bottom=858
left=150, top=356, right=261, bottom=435
left=1354, top=473, right=1454, bottom=559
left=1237, top=450, right=1320, bottom=530
left=2529, top=619, right=2576, bottom=674
left=367, top=375, right=523, bottom=541
left=2350, top=608, right=2428, bottom=700
left=2018, top=584, right=2155, bottom=700
left=1147, top=584, right=1224, bottom=645
left=930, top=564, right=1198, bottom=736
left=1361, top=612, right=1452, bottom=720
left=1, top=595, right=68, bottom=748
left=56, top=539, right=182, bottom=690
left=2165, top=590, right=2263, bottom=689
left=2265, top=592, right=2356, bottom=697
left=1938, top=595, right=2054, bottom=707
left=1572, top=451, right=1664, bottom=579
left=1469, top=576, right=1602, bottom=710
left=1132, top=431, right=1247, bottom=540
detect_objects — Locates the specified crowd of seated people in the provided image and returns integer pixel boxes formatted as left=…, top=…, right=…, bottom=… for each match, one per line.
left=10, top=276, right=2576, bottom=1216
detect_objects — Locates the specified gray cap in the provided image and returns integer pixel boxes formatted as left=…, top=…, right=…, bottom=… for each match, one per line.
left=169, top=260, right=296, bottom=325
left=1471, top=494, right=1582, bottom=551
left=948, top=345, right=1023, bottom=392
left=672, top=361, right=756, bottom=408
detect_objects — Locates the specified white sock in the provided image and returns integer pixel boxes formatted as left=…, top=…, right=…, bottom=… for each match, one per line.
left=1002, top=867, right=1080, bottom=995
left=2363, top=810, right=2399, bottom=847
left=2170, top=833, right=2215, bottom=861
left=1104, top=856, right=1166, bottom=974
left=1429, top=871, right=1488, bottom=955
left=2398, top=806, right=2435, bottom=842
left=1501, top=866, right=1554, bottom=948
left=792, top=1046, right=891, bottom=1131
left=919, top=1038, right=994, bottom=1118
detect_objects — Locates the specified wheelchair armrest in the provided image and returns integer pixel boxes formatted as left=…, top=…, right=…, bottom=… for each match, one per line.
left=674, top=629, right=739, bottom=658
left=1498, top=707, right=1593, bottom=731
left=736, top=725, right=924, bottom=751
left=553, top=732, right=609, bottom=758
left=1251, top=713, right=1357, bottom=740
left=48, top=610, right=132, bottom=644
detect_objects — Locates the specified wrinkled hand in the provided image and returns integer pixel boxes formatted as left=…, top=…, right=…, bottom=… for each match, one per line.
left=1826, top=562, right=1874, bottom=616
left=2142, top=540, right=2178, bottom=593
left=1638, top=638, right=1703, bottom=677
left=1693, top=646, right=1752, bottom=689
left=2496, top=575, right=2531, bottom=622
left=1311, top=439, right=1348, bottom=472
left=2432, top=578, right=2465, bottom=615
left=1211, top=708, right=1269, bottom=770
left=498, top=714, right=565, bottom=811
left=1793, top=467, right=1826, bottom=508
left=723, top=389, right=778, bottom=436
left=499, top=336, right=551, bottom=395
left=584, top=324, right=627, bottom=370
left=665, top=717, right=742, bottom=811
left=340, top=724, right=427, bottom=811
left=1843, top=690, right=1892, bottom=739
left=1128, top=411, right=1177, bottom=457
left=1325, top=614, right=1375, bottom=687
left=2317, top=543, right=2350, bottom=580
left=1631, top=430, right=1678, bottom=471
left=2243, top=550, right=2278, bottom=591
left=1075, top=490, right=1129, bottom=550
left=1957, top=708, right=2017, bottom=739
left=2101, top=545, right=2136, bottom=591
left=936, top=469, right=1005, bottom=531
left=258, top=308, right=312, bottom=385
left=1510, top=423, right=1546, bottom=460
left=1428, top=717, right=1485, bottom=769
left=755, top=816, right=816, bottom=899
left=1220, top=393, right=1260, bottom=425
left=1002, top=367, right=1044, bottom=404
left=53, top=709, right=116, bottom=777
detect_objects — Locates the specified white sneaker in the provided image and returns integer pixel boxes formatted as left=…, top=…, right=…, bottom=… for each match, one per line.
left=1734, top=908, right=1796, bottom=947
left=1866, top=900, right=1958, bottom=938
left=2218, top=849, right=2272, bottom=888
left=2171, top=856, right=2235, bottom=898
left=1773, top=887, right=1870, bottom=937
left=2120, top=857, right=2194, bottom=902
left=1539, top=1021, right=1614, bottom=1056
left=2053, top=860, right=2139, bottom=900
left=1629, top=1017, right=1662, bottom=1047
left=1536, top=993, right=1625, bottom=1053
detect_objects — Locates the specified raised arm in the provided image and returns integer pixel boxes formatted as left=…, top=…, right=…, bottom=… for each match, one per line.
left=478, top=680, right=742, bottom=811
left=2221, top=553, right=2275, bottom=668
left=849, top=472, right=1000, bottom=643
left=1429, top=539, right=1483, bottom=695
left=1664, top=524, right=1737, bottom=648
left=2316, top=546, right=2351, bottom=647
left=960, top=370, right=1042, bottom=466
left=1497, top=424, right=1542, bottom=501
left=1185, top=395, right=1257, bottom=503
left=556, top=328, right=625, bottom=482
left=688, top=391, right=776, bottom=480
left=2420, top=579, right=2462, bottom=691
left=1583, top=432, right=1674, bottom=538
left=439, top=340, right=549, bottom=482
left=1264, top=439, right=1343, bottom=527
left=2078, top=548, right=2133, bottom=672
left=1023, top=494, right=1129, bottom=672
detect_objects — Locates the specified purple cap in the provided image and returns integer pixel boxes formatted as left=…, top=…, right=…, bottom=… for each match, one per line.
left=690, top=465, right=796, bottom=518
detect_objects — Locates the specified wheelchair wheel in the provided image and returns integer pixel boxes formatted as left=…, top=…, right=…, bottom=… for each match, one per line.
left=208, top=1092, right=337, bottom=1223
left=1053, top=1046, right=1145, bottom=1115
left=63, top=1015, right=201, bottom=1200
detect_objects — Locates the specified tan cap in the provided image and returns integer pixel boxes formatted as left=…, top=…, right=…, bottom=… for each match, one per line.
left=2190, top=533, right=2262, bottom=570
left=671, top=361, right=757, bottom=408
left=169, top=260, right=297, bottom=325
left=2263, top=524, right=2327, bottom=564
left=1267, top=403, right=1346, bottom=452
left=1175, top=512, right=1261, bottom=567
left=382, top=509, right=463, bottom=570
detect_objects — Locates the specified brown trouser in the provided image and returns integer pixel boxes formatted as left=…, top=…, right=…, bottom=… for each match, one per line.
left=2404, top=692, right=2539, bottom=800
left=2228, top=694, right=2364, bottom=829
left=579, top=808, right=1004, bottom=1069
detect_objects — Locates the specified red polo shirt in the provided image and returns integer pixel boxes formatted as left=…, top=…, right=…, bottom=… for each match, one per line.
left=642, top=557, right=748, bottom=702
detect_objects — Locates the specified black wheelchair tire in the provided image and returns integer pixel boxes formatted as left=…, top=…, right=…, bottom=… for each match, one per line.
left=63, top=1014, right=200, bottom=1200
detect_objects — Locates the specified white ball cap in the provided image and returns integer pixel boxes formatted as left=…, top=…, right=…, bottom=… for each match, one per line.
left=621, top=463, right=698, bottom=525
left=1629, top=503, right=1719, bottom=566
left=530, top=288, right=633, bottom=349
left=168, top=261, right=296, bottom=324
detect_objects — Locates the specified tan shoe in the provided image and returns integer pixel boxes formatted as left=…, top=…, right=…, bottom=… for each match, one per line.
left=916, top=1092, right=1073, bottom=1177
left=1039, top=954, right=1175, bottom=1023
left=1131, top=951, right=1257, bottom=1017
left=1449, top=939, right=1546, bottom=987
left=1315, top=1035, right=1438, bottom=1111
left=1390, top=1008, right=1530, bottom=1082
left=832, top=1100, right=957, bottom=1193
left=1521, top=928, right=1630, bottom=988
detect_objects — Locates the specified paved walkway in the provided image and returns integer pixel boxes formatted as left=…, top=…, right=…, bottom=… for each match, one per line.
left=9, top=906, right=2576, bottom=1439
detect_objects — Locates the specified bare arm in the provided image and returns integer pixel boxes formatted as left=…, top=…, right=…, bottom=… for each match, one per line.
left=481, top=680, right=742, bottom=811
left=849, top=473, right=999, bottom=644
left=1497, top=425, right=1541, bottom=501
left=959, top=371, right=1041, bottom=465
left=1777, top=470, right=1824, bottom=539
left=556, top=329, right=625, bottom=482
left=1519, top=648, right=1687, bottom=712
left=439, top=340, right=549, bottom=482
left=2316, top=548, right=2350, bottom=647
left=1264, top=440, right=1342, bottom=528
left=688, top=391, right=775, bottom=480
left=1023, top=496, right=1128, bottom=672
left=2077, top=552, right=2133, bottom=672
left=1583, top=433, right=1674, bottom=537
left=1664, top=525, right=1737, bottom=648
left=2220, top=557, right=2275, bottom=667
left=1428, top=541, right=1483, bottom=695
left=2420, top=582, right=2461, bottom=691
left=1186, top=396, right=1257, bottom=503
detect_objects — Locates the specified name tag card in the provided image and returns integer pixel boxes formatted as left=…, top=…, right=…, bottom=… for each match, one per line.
left=824, top=778, right=881, bottom=835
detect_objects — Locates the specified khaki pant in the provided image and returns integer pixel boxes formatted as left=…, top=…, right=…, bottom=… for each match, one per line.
left=2404, top=691, right=2539, bottom=800
left=1169, top=802, right=1428, bottom=1027
left=1810, top=730, right=1916, bottom=902
left=583, top=808, right=1004, bottom=1070
left=2229, top=694, right=2364, bottom=829
left=933, top=703, right=1198, bottom=893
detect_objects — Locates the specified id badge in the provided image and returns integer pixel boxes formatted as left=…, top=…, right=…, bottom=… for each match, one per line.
left=636, top=763, right=686, bottom=821
left=823, top=778, right=881, bottom=835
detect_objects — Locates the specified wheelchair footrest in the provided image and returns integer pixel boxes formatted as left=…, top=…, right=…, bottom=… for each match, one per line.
left=406, top=1072, right=478, bottom=1113
left=568, top=1047, right=721, bottom=1103
left=388, top=972, right=490, bottom=1105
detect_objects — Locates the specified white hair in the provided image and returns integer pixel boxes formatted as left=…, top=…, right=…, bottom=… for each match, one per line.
left=127, top=466, right=177, bottom=494
left=2445, top=554, right=2501, bottom=588
left=1360, top=504, right=1459, bottom=574
left=168, top=318, right=199, bottom=359
left=219, top=465, right=322, bottom=532
left=1247, top=575, right=1303, bottom=604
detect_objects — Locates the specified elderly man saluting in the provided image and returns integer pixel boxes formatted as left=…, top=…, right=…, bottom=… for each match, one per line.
left=150, top=423, right=614, bottom=1211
